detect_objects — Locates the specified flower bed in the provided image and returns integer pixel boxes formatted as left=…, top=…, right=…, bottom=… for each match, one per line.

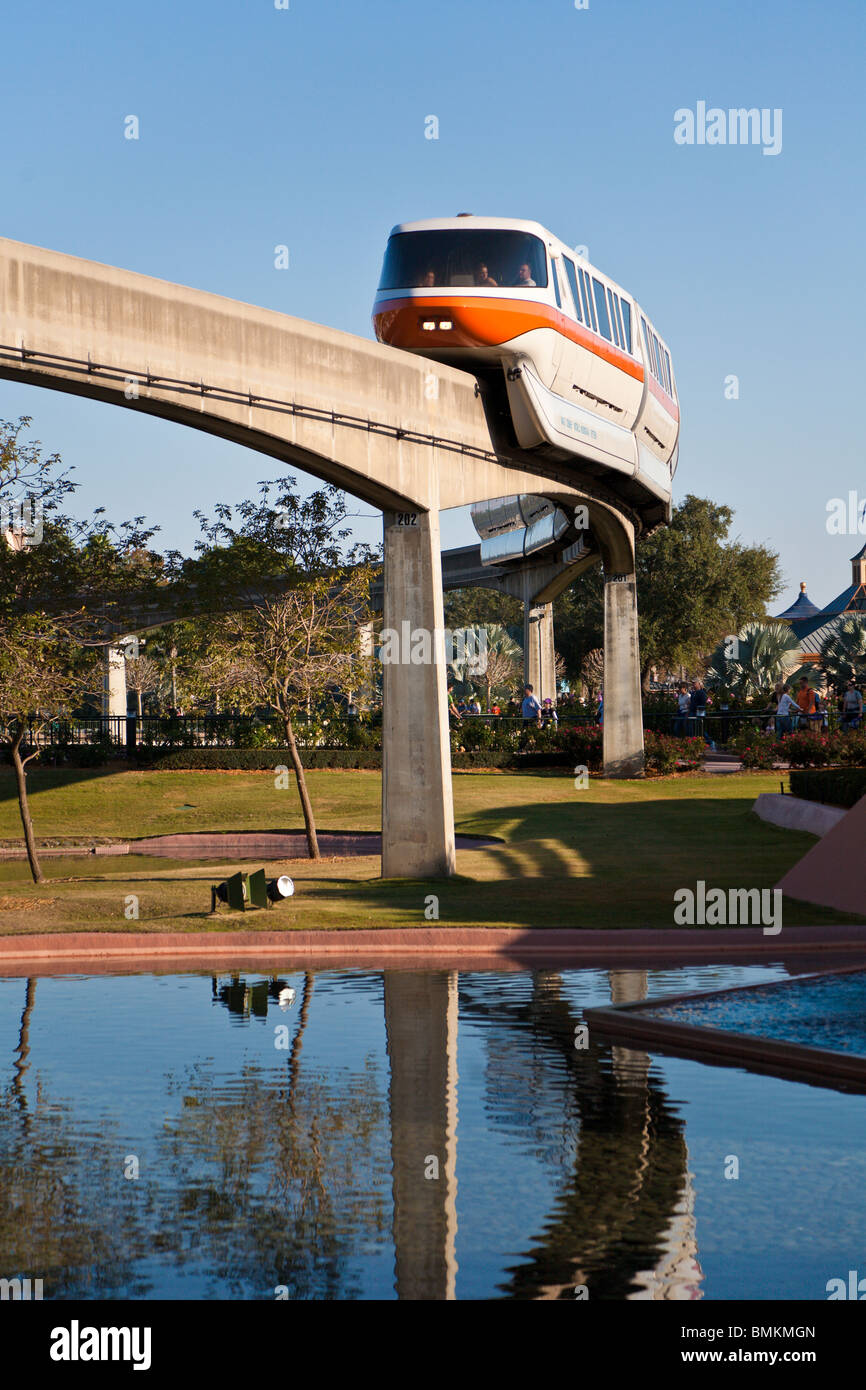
left=738, top=729, right=866, bottom=770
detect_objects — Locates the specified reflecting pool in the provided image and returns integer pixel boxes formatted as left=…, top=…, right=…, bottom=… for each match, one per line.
left=643, top=967, right=866, bottom=1057
left=1, top=961, right=865, bottom=1300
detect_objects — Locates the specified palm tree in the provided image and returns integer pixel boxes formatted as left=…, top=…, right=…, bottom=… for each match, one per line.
left=478, top=624, right=522, bottom=710
left=820, top=615, right=866, bottom=688
left=448, top=623, right=522, bottom=710
left=708, top=621, right=800, bottom=700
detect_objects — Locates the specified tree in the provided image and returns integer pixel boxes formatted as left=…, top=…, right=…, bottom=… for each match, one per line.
left=0, top=635, right=83, bottom=882
left=0, top=417, right=163, bottom=880
left=578, top=648, right=604, bottom=703
left=554, top=496, right=782, bottom=688
left=175, top=478, right=379, bottom=859
left=707, top=621, right=801, bottom=701
left=472, top=623, right=522, bottom=709
left=0, top=415, right=72, bottom=508
left=820, top=616, right=866, bottom=689
left=125, top=653, right=162, bottom=718
left=553, top=572, right=604, bottom=683
left=443, top=586, right=522, bottom=632
left=635, top=496, right=782, bottom=689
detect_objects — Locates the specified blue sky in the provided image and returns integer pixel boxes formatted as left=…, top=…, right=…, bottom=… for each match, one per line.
left=1, top=0, right=863, bottom=610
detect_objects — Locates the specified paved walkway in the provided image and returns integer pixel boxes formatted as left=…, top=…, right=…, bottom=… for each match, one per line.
left=703, top=751, right=743, bottom=774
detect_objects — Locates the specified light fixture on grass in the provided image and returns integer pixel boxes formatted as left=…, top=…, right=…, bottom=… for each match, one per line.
left=267, top=875, right=295, bottom=902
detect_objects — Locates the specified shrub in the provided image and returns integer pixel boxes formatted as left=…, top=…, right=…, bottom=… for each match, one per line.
left=132, top=727, right=705, bottom=776
left=838, top=731, right=866, bottom=766
left=76, top=735, right=117, bottom=767
left=739, top=732, right=780, bottom=769
left=776, top=729, right=835, bottom=767
left=135, top=748, right=383, bottom=771
left=789, top=768, right=866, bottom=808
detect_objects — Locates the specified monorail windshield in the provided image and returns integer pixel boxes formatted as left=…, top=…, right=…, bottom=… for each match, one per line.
left=378, top=230, right=549, bottom=291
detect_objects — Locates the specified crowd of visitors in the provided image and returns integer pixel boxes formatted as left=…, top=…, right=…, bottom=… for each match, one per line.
left=769, top=676, right=862, bottom=734
left=444, top=671, right=865, bottom=740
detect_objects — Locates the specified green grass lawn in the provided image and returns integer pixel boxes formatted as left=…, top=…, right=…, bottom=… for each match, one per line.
left=0, top=765, right=855, bottom=934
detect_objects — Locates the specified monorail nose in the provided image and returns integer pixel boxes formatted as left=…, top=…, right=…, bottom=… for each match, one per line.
left=374, top=299, right=530, bottom=354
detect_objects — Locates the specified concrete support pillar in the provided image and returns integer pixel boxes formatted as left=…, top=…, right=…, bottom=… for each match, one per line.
left=382, top=508, right=456, bottom=878
left=603, top=573, right=644, bottom=776
left=600, top=530, right=644, bottom=777
left=102, top=645, right=127, bottom=719
left=384, top=971, right=459, bottom=1300
left=523, top=600, right=557, bottom=705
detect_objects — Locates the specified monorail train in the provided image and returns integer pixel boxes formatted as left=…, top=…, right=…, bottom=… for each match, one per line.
left=372, top=216, right=679, bottom=525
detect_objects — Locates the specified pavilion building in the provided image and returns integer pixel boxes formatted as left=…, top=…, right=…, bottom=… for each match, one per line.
left=774, top=541, right=866, bottom=674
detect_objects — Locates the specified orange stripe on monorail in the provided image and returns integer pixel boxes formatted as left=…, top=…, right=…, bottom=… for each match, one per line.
left=645, top=369, right=679, bottom=420
left=374, top=295, right=647, bottom=383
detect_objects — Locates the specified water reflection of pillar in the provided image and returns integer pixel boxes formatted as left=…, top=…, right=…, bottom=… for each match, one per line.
left=607, top=971, right=703, bottom=1299
left=384, top=971, right=459, bottom=1300
left=631, top=1157, right=703, bottom=1300
left=609, top=970, right=649, bottom=1081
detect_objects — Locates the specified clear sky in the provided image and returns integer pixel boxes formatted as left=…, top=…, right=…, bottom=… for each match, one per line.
left=1, top=0, right=863, bottom=610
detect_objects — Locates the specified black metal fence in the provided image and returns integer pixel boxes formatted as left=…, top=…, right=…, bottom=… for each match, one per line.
left=22, top=708, right=794, bottom=757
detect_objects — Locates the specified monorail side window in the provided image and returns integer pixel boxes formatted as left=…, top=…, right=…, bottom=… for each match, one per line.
left=578, top=269, right=595, bottom=330
left=550, top=257, right=562, bottom=309
left=654, top=334, right=668, bottom=392
left=607, top=288, right=621, bottom=348
left=653, top=334, right=664, bottom=384
left=614, top=295, right=626, bottom=350
left=563, top=258, right=583, bottom=322
left=592, top=278, right=612, bottom=340
left=619, top=299, right=632, bottom=352
left=378, top=230, right=549, bottom=290
left=664, top=347, right=675, bottom=399
left=659, top=341, right=671, bottom=395
left=641, top=317, right=657, bottom=379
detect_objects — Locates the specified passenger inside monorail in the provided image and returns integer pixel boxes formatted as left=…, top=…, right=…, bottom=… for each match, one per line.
left=380, top=229, right=548, bottom=291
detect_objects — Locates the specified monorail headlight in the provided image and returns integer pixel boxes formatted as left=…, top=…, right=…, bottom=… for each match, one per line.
left=421, top=319, right=437, bottom=331
left=419, top=317, right=453, bottom=331
left=438, top=319, right=453, bottom=330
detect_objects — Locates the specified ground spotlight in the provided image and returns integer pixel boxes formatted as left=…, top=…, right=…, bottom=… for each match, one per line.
left=210, top=871, right=248, bottom=912
left=267, top=875, right=295, bottom=902
left=210, top=869, right=295, bottom=913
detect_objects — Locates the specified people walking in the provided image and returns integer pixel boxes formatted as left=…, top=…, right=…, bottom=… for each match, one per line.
left=774, top=684, right=799, bottom=736
left=795, top=676, right=818, bottom=731
left=688, top=679, right=707, bottom=738
left=521, top=684, right=541, bottom=727
left=841, top=679, right=863, bottom=731
left=673, top=683, right=689, bottom=735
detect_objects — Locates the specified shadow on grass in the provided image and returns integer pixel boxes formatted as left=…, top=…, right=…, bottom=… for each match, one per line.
left=304, top=794, right=864, bottom=929
left=0, top=764, right=125, bottom=805
left=1, top=784, right=861, bottom=932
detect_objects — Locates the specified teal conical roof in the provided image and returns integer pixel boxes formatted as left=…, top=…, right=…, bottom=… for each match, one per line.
left=775, top=582, right=823, bottom=622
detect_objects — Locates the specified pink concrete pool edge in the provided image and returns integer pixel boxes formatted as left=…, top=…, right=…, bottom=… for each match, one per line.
left=0, top=923, right=865, bottom=977
left=585, top=962, right=866, bottom=1093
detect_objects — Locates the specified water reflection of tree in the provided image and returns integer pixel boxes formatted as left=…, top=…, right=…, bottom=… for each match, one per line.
left=156, top=974, right=391, bottom=1299
left=459, top=972, right=690, bottom=1300
left=0, top=978, right=156, bottom=1298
